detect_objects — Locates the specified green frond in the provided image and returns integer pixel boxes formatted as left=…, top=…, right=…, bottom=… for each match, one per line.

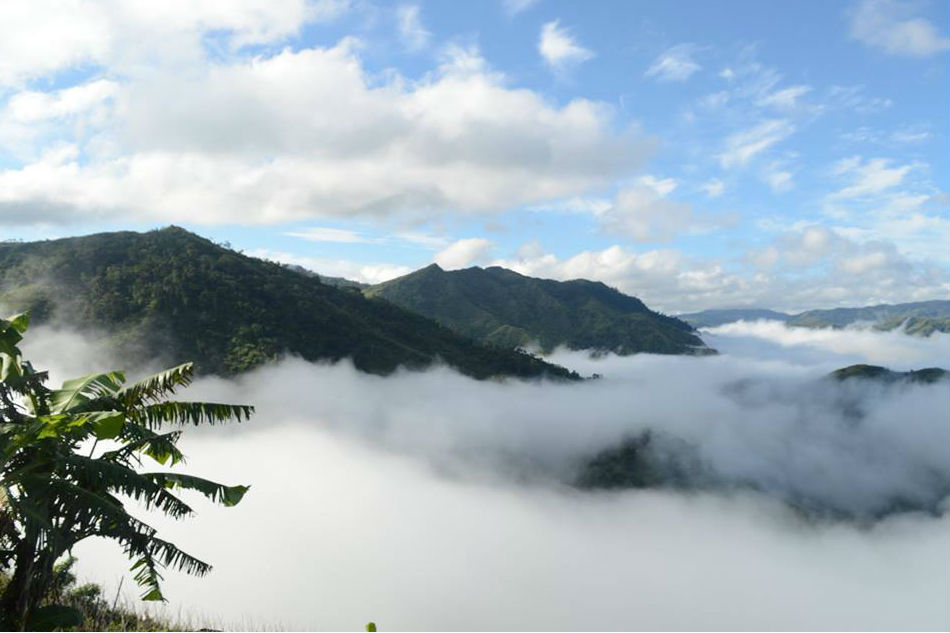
left=42, top=479, right=159, bottom=541
left=117, top=363, right=194, bottom=406
left=130, top=400, right=254, bottom=429
left=103, top=427, right=185, bottom=466
left=49, top=372, right=126, bottom=414
left=146, top=472, right=249, bottom=507
left=61, top=455, right=194, bottom=520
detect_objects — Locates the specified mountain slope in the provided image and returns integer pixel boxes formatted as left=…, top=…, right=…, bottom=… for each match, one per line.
left=789, top=300, right=950, bottom=333
left=678, top=308, right=792, bottom=329
left=365, top=264, right=712, bottom=355
left=679, top=301, right=950, bottom=335
left=0, top=228, right=577, bottom=380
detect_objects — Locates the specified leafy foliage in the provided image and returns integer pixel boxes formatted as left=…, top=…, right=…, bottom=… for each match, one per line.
left=0, top=227, right=577, bottom=381
left=365, top=264, right=713, bottom=356
left=0, top=314, right=251, bottom=630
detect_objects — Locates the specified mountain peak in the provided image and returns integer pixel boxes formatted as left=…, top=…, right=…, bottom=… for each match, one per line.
left=366, top=265, right=712, bottom=356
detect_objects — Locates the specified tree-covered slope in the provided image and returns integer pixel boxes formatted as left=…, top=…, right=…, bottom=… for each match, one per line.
left=678, top=308, right=792, bottom=329
left=0, top=228, right=577, bottom=380
left=788, top=300, right=950, bottom=332
left=678, top=301, right=949, bottom=335
left=827, top=364, right=950, bottom=384
left=365, top=264, right=712, bottom=355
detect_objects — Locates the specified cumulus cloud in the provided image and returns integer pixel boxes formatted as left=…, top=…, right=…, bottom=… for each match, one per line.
left=493, top=222, right=947, bottom=313
left=538, top=20, right=594, bottom=69
left=644, top=44, right=702, bottom=82
left=0, top=41, right=649, bottom=226
left=13, top=325, right=947, bottom=630
left=0, top=0, right=336, bottom=87
left=598, top=184, right=695, bottom=243
left=850, top=0, right=950, bottom=57
left=434, top=238, right=494, bottom=269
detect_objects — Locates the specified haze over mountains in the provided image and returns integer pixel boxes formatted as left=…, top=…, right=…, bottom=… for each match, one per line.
left=681, top=300, right=950, bottom=334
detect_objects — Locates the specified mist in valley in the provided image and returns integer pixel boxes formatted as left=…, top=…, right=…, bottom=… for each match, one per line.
left=21, top=321, right=950, bottom=631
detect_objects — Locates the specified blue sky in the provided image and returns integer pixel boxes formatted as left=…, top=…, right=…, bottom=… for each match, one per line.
left=0, top=0, right=947, bottom=311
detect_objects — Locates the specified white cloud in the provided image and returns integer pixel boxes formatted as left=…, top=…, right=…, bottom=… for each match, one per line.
left=701, top=178, right=726, bottom=198
left=284, top=227, right=380, bottom=243
left=645, top=44, right=702, bottom=82
left=757, top=84, right=812, bottom=110
left=850, top=0, right=950, bottom=57
left=21, top=328, right=944, bottom=631
left=0, top=0, right=336, bottom=87
left=502, top=0, right=540, bottom=15
left=829, top=156, right=913, bottom=199
left=0, top=79, right=119, bottom=158
left=396, top=4, right=430, bottom=52
left=0, top=41, right=651, bottom=226
left=247, top=248, right=411, bottom=284
left=599, top=185, right=694, bottom=243
left=765, top=169, right=793, bottom=193
left=538, top=20, right=594, bottom=69
left=493, top=224, right=947, bottom=313
left=435, top=238, right=494, bottom=269
left=718, top=119, right=795, bottom=168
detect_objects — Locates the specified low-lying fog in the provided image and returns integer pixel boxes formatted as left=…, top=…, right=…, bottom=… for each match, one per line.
left=23, top=320, right=950, bottom=631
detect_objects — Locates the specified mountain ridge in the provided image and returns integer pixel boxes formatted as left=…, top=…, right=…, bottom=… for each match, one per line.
left=365, top=264, right=713, bottom=356
left=680, top=300, right=950, bottom=335
left=0, top=227, right=577, bottom=381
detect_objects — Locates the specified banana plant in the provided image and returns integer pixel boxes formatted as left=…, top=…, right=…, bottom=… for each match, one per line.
left=0, top=313, right=253, bottom=631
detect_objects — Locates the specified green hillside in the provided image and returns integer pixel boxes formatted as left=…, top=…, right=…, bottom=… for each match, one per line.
left=827, top=364, right=950, bottom=384
left=678, top=308, right=792, bottom=328
left=678, top=301, right=949, bottom=335
left=789, top=300, right=950, bottom=332
left=365, top=264, right=712, bottom=356
left=0, top=228, right=577, bottom=380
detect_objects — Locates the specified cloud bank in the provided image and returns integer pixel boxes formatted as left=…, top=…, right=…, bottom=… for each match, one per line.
left=15, top=323, right=948, bottom=630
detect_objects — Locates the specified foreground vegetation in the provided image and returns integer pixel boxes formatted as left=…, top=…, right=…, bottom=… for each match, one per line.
left=0, top=228, right=577, bottom=381
left=0, top=559, right=184, bottom=631
left=0, top=313, right=252, bottom=630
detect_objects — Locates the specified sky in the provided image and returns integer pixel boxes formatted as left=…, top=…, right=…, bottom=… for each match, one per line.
left=0, top=0, right=948, bottom=312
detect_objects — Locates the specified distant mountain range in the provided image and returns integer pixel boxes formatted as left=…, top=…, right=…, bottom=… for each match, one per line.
left=0, top=228, right=576, bottom=380
left=680, top=300, right=950, bottom=335
left=365, top=264, right=713, bottom=356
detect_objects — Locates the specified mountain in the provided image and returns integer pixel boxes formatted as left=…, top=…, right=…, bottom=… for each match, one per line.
left=789, top=301, right=950, bottom=334
left=282, top=264, right=368, bottom=290
left=365, top=264, right=712, bottom=356
left=678, top=308, right=792, bottom=329
left=827, top=364, right=950, bottom=385
left=679, top=300, right=950, bottom=335
left=0, top=228, right=577, bottom=380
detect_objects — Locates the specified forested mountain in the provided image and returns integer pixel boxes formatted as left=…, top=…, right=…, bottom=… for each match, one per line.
left=679, top=300, right=950, bottom=335
left=678, top=308, right=792, bottom=328
left=365, top=264, right=712, bottom=356
left=827, top=364, right=949, bottom=384
left=0, top=228, right=577, bottom=380
left=789, top=301, right=950, bottom=334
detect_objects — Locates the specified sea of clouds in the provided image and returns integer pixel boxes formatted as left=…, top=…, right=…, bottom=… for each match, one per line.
left=19, top=320, right=950, bottom=631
